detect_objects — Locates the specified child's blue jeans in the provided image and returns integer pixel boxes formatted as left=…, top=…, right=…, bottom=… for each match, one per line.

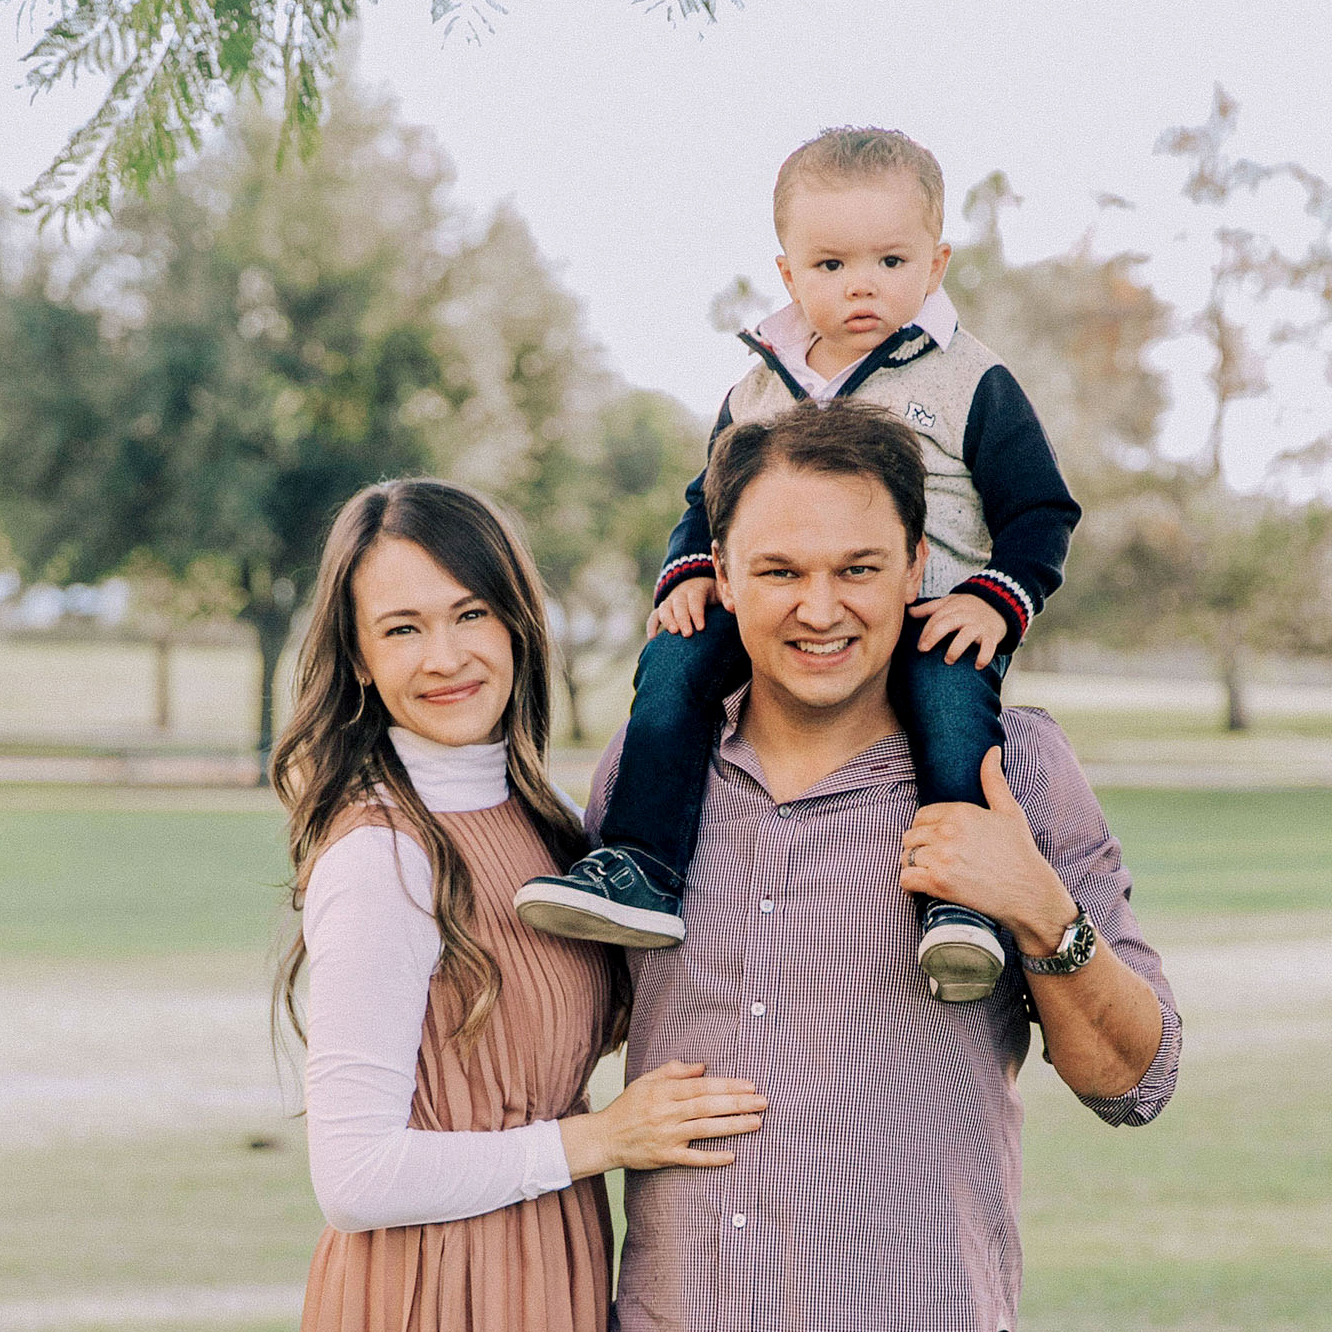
left=598, top=601, right=1010, bottom=891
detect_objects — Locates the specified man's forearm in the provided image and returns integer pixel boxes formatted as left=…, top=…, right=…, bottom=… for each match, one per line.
left=1025, top=947, right=1165, bottom=1099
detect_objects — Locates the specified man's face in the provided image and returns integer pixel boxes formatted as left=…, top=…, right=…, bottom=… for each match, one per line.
left=775, top=171, right=951, bottom=376
left=713, top=461, right=926, bottom=729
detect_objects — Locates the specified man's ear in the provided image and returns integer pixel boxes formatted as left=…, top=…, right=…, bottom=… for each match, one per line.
left=907, top=536, right=928, bottom=601
left=775, top=253, right=797, bottom=301
left=712, top=540, right=736, bottom=613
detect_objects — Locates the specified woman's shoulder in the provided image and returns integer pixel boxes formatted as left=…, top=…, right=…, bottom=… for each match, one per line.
left=306, top=803, right=435, bottom=921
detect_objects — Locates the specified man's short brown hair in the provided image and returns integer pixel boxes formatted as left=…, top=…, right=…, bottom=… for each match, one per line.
left=704, top=400, right=927, bottom=558
left=773, top=126, right=945, bottom=242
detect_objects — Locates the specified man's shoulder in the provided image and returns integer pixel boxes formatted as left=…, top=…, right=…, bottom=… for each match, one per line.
left=999, top=705, right=1089, bottom=811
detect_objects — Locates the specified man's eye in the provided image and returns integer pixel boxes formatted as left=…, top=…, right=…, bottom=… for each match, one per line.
left=760, top=568, right=794, bottom=579
left=844, top=566, right=878, bottom=577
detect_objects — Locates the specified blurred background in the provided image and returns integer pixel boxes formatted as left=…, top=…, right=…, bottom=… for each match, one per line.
left=1, top=2, right=1329, bottom=1329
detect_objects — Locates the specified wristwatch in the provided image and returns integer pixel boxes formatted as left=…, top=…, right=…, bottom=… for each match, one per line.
left=1019, top=906, right=1097, bottom=975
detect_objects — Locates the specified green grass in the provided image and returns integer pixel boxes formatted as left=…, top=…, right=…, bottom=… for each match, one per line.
left=1018, top=1033, right=1332, bottom=1330
left=0, top=807, right=290, bottom=956
left=1097, top=787, right=1332, bottom=919
left=0, top=1127, right=320, bottom=1302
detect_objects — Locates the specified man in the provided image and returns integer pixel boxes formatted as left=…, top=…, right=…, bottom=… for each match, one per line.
left=587, top=400, right=1181, bottom=1332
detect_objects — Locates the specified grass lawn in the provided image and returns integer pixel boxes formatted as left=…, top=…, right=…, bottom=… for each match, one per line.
left=2, top=785, right=1329, bottom=1329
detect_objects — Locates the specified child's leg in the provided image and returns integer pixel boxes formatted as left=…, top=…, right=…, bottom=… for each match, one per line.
left=890, top=606, right=1011, bottom=1001
left=601, top=603, right=748, bottom=881
left=514, top=604, right=748, bottom=948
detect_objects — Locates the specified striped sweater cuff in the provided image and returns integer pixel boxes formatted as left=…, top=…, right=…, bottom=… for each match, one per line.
left=955, top=569, right=1034, bottom=650
left=654, top=553, right=715, bottom=605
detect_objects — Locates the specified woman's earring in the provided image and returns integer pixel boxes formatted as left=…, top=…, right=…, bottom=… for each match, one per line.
left=347, top=676, right=368, bottom=728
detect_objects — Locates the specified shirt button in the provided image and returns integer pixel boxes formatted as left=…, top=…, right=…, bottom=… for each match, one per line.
left=776, top=803, right=793, bottom=818
left=759, top=898, right=774, bottom=914
left=732, top=1213, right=747, bottom=1229
left=750, top=1001, right=766, bottom=1017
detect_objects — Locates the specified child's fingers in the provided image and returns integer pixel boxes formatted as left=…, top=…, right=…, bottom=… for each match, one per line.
left=942, top=628, right=975, bottom=664
left=907, top=599, right=939, bottom=618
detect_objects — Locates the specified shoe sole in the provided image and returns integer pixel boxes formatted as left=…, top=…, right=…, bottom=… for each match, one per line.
left=918, top=924, right=1005, bottom=1002
left=514, top=883, right=686, bottom=949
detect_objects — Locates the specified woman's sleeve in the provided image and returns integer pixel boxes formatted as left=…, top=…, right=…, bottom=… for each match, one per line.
left=303, top=827, right=573, bottom=1232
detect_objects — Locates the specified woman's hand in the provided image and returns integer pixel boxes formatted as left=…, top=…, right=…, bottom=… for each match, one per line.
left=559, top=1059, right=765, bottom=1179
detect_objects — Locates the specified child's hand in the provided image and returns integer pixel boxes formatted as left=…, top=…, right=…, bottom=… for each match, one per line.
left=647, top=576, right=719, bottom=638
left=908, top=593, right=1008, bottom=668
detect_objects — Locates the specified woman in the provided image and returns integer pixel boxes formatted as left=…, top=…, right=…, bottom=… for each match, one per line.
left=272, top=479, right=764, bottom=1332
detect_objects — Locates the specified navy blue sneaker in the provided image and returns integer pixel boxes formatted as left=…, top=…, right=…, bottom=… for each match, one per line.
left=514, top=846, right=686, bottom=949
left=917, top=900, right=1005, bottom=1001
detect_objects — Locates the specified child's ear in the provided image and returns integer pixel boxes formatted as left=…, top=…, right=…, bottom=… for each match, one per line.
left=927, top=242, right=951, bottom=294
left=775, top=254, right=797, bottom=300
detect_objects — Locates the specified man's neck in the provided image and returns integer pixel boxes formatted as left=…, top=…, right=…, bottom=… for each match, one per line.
left=736, top=683, right=900, bottom=804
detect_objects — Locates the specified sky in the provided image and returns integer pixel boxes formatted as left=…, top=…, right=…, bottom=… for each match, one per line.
left=3, top=0, right=1332, bottom=494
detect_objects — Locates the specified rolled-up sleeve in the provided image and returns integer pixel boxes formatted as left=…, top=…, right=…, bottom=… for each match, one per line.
left=1005, top=707, right=1183, bottom=1127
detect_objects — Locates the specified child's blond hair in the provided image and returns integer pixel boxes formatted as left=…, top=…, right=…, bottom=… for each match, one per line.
left=773, top=127, right=944, bottom=242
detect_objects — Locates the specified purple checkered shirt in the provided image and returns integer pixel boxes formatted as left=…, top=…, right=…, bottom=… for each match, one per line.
left=587, top=694, right=1181, bottom=1332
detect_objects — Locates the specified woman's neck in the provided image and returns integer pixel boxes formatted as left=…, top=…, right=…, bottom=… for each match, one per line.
left=387, top=726, right=509, bottom=812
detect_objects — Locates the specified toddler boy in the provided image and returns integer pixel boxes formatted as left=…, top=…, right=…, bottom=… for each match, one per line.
left=515, top=127, right=1080, bottom=1001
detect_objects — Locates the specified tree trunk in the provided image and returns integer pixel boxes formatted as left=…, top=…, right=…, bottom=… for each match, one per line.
left=560, top=651, right=587, bottom=747
left=247, top=607, right=291, bottom=786
left=1220, top=640, right=1249, bottom=732
left=153, top=636, right=172, bottom=732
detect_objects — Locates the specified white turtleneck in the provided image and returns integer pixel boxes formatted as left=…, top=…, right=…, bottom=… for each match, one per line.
left=302, top=727, right=572, bottom=1233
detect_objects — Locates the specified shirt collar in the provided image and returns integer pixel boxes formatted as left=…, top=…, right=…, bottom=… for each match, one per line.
left=716, top=683, right=916, bottom=800
left=752, top=287, right=957, bottom=398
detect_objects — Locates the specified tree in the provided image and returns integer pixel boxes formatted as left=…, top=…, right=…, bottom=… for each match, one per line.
left=9, top=0, right=744, bottom=224
left=1137, top=86, right=1332, bottom=726
left=2, top=79, right=707, bottom=763
left=437, top=204, right=703, bottom=741
left=0, top=84, right=465, bottom=770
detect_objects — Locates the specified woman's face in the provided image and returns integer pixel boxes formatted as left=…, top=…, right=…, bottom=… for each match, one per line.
left=352, top=536, right=514, bottom=748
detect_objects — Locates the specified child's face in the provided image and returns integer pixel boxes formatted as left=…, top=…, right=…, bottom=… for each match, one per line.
left=775, top=171, right=951, bottom=376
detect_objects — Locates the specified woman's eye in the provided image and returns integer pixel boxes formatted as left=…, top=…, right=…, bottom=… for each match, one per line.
left=384, top=623, right=416, bottom=636
left=459, top=607, right=487, bottom=622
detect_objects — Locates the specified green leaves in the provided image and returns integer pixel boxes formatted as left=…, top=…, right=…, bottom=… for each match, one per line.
left=15, top=0, right=359, bottom=223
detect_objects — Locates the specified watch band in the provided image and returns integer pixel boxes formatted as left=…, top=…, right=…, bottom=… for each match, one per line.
left=1020, top=907, right=1096, bottom=975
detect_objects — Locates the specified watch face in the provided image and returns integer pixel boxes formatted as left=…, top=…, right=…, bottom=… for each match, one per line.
left=1068, top=922, right=1096, bottom=967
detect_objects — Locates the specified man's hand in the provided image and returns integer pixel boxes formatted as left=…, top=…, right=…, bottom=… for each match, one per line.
left=900, top=747, right=1076, bottom=957
left=647, top=576, right=719, bottom=638
left=908, top=592, right=1008, bottom=667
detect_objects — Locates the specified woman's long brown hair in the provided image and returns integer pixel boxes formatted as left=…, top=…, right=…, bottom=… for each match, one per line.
left=271, top=478, right=622, bottom=1055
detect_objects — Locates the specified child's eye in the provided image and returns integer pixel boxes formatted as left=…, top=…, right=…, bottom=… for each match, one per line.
left=817, top=259, right=842, bottom=272
left=880, top=255, right=903, bottom=268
